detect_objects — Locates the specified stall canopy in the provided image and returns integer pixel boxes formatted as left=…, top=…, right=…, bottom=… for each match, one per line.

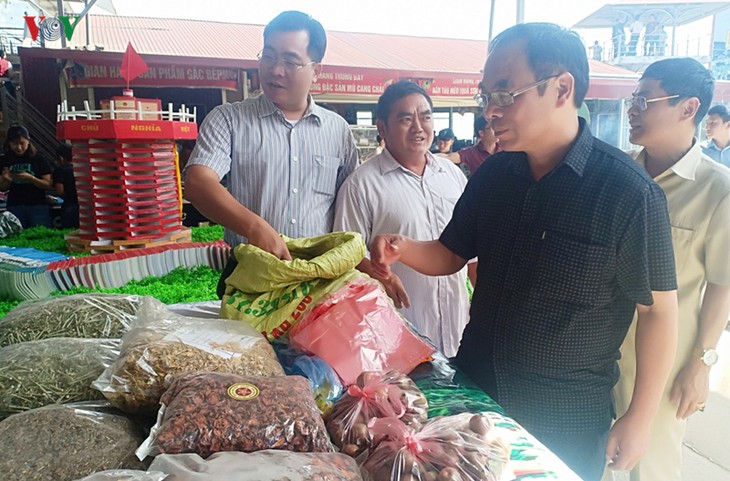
left=20, top=14, right=640, bottom=105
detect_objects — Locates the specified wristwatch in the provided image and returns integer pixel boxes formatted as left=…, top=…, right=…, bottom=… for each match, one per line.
left=700, top=348, right=719, bottom=366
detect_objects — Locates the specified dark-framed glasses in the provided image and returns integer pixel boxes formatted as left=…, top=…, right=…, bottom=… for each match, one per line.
left=257, top=50, right=316, bottom=73
left=624, top=94, right=680, bottom=112
left=474, top=74, right=560, bottom=108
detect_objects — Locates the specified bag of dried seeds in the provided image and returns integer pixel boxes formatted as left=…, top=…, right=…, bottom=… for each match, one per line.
left=94, top=298, right=284, bottom=414
left=0, top=401, right=147, bottom=481
left=0, top=337, right=121, bottom=419
left=136, top=372, right=334, bottom=459
left=148, top=451, right=362, bottom=481
left=0, top=293, right=150, bottom=347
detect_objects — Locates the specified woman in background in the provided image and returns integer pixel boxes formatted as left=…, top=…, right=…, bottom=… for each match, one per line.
left=0, top=125, right=53, bottom=228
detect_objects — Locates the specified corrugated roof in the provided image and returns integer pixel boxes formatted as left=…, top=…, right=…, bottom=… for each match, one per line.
left=62, top=15, right=636, bottom=79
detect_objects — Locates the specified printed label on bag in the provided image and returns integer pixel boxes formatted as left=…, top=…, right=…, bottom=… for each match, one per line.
left=227, top=382, right=260, bottom=401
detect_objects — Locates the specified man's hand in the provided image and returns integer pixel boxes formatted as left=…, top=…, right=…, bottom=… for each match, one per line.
left=380, top=272, right=410, bottom=309
left=13, top=171, right=33, bottom=182
left=669, top=361, right=710, bottom=419
left=370, top=234, right=405, bottom=279
left=247, top=219, right=292, bottom=260
left=605, top=412, right=651, bottom=471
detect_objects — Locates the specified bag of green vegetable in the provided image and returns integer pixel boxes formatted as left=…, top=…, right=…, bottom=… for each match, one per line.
left=0, top=401, right=147, bottom=481
left=0, top=293, right=151, bottom=347
left=93, top=298, right=284, bottom=414
left=0, top=337, right=120, bottom=419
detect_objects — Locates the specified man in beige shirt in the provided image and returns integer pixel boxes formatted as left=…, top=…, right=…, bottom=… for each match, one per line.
left=615, top=57, right=730, bottom=481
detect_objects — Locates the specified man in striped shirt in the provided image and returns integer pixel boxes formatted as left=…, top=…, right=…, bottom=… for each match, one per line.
left=184, top=11, right=358, bottom=297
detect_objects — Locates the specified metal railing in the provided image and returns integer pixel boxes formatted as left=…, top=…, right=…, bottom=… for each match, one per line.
left=1, top=81, right=60, bottom=162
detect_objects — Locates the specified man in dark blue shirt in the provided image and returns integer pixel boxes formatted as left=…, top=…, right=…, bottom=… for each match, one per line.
left=370, top=23, right=678, bottom=481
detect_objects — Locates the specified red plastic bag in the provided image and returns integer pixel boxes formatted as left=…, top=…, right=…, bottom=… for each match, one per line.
left=289, top=275, right=435, bottom=385
left=361, top=413, right=510, bottom=481
left=326, top=371, right=428, bottom=458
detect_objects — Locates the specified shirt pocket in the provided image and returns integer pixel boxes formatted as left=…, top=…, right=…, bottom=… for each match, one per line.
left=670, top=224, right=695, bottom=273
left=312, top=155, right=340, bottom=197
left=531, top=231, right=613, bottom=307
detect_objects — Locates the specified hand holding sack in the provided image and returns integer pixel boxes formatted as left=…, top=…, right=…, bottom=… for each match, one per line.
left=136, top=372, right=334, bottom=459
left=220, top=232, right=366, bottom=340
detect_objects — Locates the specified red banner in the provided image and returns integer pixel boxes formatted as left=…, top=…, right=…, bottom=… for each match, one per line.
left=310, top=68, right=481, bottom=98
left=65, top=61, right=240, bottom=90
left=57, top=119, right=198, bottom=141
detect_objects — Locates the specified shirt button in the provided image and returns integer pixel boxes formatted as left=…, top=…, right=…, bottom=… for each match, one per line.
left=292, top=156, right=298, bottom=162
left=291, top=218, right=297, bottom=224
left=292, top=188, right=298, bottom=194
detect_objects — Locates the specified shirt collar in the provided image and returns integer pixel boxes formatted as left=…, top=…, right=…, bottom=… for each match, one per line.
left=257, top=93, right=322, bottom=125
left=508, top=117, right=592, bottom=178
left=707, top=139, right=730, bottom=152
left=377, top=148, right=444, bottom=177
left=636, top=138, right=702, bottom=181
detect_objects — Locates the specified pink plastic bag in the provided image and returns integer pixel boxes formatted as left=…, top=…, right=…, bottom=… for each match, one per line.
left=289, top=275, right=435, bottom=386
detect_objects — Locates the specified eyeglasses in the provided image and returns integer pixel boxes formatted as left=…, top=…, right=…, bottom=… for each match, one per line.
left=257, top=50, right=316, bottom=73
left=623, top=95, right=680, bottom=112
left=474, top=75, right=559, bottom=108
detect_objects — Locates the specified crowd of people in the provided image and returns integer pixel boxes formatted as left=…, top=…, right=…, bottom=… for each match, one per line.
left=1, top=9, right=728, bottom=481
left=608, top=14, right=667, bottom=60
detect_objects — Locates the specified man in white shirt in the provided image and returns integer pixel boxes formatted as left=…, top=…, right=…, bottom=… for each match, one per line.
left=334, top=80, right=470, bottom=357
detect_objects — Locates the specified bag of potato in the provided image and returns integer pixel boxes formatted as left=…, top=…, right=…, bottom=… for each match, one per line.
left=136, top=372, right=334, bottom=460
left=361, top=413, right=510, bottom=481
left=326, top=371, right=427, bottom=458
left=93, top=298, right=284, bottom=414
left=220, top=232, right=366, bottom=341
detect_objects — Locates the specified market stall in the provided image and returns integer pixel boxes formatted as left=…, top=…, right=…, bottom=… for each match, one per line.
left=0, top=232, right=582, bottom=481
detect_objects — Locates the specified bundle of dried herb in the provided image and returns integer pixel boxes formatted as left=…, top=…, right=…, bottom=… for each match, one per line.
left=0, top=294, right=150, bottom=347
left=0, top=402, right=147, bottom=481
left=0, top=337, right=121, bottom=418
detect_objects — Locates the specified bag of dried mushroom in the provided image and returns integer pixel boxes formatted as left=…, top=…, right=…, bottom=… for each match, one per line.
left=0, top=337, right=121, bottom=419
left=148, top=451, right=362, bottom=481
left=94, top=298, right=285, bottom=414
left=136, top=372, right=334, bottom=459
left=0, top=402, right=147, bottom=481
left=0, top=293, right=150, bottom=347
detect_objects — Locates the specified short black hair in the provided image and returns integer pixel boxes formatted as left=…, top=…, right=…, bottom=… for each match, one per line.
left=489, top=22, right=589, bottom=108
left=707, top=104, right=730, bottom=123
left=376, top=134, right=383, bottom=143
left=641, top=58, right=714, bottom=126
left=474, top=115, right=488, bottom=136
left=264, top=11, right=327, bottom=62
left=56, top=143, right=72, bottom=162
left=377, top=80, right=433, bottom=123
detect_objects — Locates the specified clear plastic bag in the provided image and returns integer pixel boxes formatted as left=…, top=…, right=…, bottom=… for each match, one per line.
left=0, top=293, right=147, bottom=347
left=361, top=413, right=510, bottom=481
left=326, top=371, right=428, bottom=458
left=289, top=275, right=435, bottom=385
left=136, top=372, right=334, bottom=459
left=0, top=337, right=121, bottom=418
left=73, top=470, right=167, bottom=481
left=148, top=451, right=362, bottom=481
left=0, top=401, right=147, bottom=481
left=93, top=298, right=284, bottom=413
left=0, top=210, right=22, bottom=238
left=274, top=343, right=344, bottom=415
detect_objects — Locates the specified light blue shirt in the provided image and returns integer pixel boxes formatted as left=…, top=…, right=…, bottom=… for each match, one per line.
left=186, top=94, right=358, bottom=247
left=701, top=139, right=730, bottom=167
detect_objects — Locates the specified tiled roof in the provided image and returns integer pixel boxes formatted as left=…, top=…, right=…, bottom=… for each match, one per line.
left=66, top=15, right=635, bottom=78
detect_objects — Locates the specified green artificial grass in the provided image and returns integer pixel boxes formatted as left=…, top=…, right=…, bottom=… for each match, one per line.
left=0, top=225, right=225, bottom=318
